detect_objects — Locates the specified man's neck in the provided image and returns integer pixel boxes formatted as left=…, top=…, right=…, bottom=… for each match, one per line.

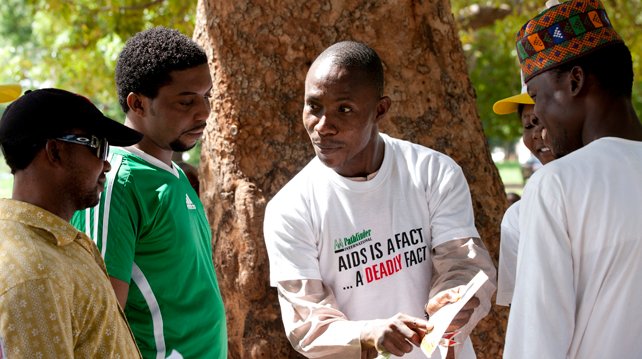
left=131, top=142, right=173, bottom=166
left=583, top=99, right=642, bottom=144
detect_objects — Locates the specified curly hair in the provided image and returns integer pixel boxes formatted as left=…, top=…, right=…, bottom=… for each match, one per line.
left=115, top=26, right=208, bottom=113
left=314, top=41, right=385, bottom=97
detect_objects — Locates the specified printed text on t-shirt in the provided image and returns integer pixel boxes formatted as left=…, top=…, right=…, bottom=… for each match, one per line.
left=335, top=228, right=428, bottom=290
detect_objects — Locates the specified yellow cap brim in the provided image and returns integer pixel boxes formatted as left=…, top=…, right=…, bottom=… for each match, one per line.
left=492, top=92, right=534, bottom=115
left=0, top=84, right=22, bottom=103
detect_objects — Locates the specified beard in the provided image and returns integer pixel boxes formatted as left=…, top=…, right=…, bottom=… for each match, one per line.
left=169, top=138, right=198, bottom=152
left=169, top=124, right=205, bottom=152
left=72, top=185, right=101, bottom=210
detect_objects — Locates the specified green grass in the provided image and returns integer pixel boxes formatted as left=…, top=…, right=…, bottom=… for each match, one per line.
left=496, top=160, right=524, bottom=195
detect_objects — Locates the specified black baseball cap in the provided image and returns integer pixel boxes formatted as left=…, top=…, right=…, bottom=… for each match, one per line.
left=0, top=88, right=143, bottom=146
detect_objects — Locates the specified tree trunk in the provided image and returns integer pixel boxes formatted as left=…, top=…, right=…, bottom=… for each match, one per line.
left=194, top=1, right=508, bottom=358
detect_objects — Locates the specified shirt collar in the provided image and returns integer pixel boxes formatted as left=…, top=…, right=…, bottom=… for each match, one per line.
left=0, top=198, right=82, bottom=246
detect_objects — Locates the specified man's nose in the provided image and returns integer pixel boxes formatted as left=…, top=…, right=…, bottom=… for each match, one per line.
left=314, top=114, right=337, bottom=136
left=103, top=159, right=112, bottom=173
left=196, top=96, right=211, bottom=122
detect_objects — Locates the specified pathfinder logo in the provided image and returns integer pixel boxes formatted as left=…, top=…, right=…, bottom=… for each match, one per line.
left=334, top=239, right=345, bottom=252
left=333, top=229, right=372, bottom=253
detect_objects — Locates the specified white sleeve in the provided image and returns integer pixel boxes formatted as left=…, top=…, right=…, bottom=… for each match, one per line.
left=277, top=279, right=366, bottom=359
left=264, top=195, right=322, bottom=286
left=504, top=172, right=574, bottom=359
left=497, top=202, right=521, bottom=306
left=427, top=161, right=480, bottom=247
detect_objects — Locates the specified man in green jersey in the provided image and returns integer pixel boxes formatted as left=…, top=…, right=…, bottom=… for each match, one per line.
left=72, top=27, right=227, bottom=358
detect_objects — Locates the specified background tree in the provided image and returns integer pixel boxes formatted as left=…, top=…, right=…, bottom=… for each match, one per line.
left=2, top=0, right=641, bottom=356
left=194, top=1, right=507, bottom=357
left=2, top=0, right=639, bottom=147
left=0, top=0, right=196, bottom=120
left=451, top=0, right=642, bottom=147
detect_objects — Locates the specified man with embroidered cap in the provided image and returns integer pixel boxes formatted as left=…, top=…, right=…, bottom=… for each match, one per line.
left=0, top=88, right=143, bottom=357
left=504, top=1, right=642, bottom=358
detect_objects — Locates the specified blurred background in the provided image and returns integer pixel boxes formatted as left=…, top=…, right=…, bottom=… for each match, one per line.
left=1, top=0, right=641, bottom=198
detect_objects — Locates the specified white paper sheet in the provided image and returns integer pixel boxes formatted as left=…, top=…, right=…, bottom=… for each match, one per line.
left=420, top=270, right=489, bottom=358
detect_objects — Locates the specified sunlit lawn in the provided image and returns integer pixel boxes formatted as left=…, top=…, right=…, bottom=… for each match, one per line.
left=496, top=161, right=524, bottom=195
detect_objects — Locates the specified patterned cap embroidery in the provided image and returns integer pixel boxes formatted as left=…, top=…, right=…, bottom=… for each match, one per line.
left=515, top=0, right=623, bottom=82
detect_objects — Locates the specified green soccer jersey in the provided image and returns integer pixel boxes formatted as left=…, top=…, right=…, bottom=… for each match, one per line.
left=72, top=147, right=227, bottom=359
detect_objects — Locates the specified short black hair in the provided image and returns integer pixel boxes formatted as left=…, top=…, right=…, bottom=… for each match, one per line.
left=553, top=42, right=633, bottom=98
left=1, top=141, right=45, bottom=174
left=115, top=26, right=208, bottom=113
left=315, top=41, right=385, bottom=96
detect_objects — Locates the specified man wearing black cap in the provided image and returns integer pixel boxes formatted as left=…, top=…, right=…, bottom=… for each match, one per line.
left=0, top=88, right=143, bottom=357
left=504, top=0, right=642, bottom=358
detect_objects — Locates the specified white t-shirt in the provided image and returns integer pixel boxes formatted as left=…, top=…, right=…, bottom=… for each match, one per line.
left=264, top=134, right=480, bottom=359
left=497, top=201, right=520, bottom=306
left=505, top=137, right=642, bottom=358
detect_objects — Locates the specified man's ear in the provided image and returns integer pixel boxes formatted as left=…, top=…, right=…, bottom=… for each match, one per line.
left=44, top=140, right=62, bottom=164
left=126, top=92, right=147, bottom=117
left=375, top=96, right=392, bottom=123
left=568, top=66, right=585, bottom=96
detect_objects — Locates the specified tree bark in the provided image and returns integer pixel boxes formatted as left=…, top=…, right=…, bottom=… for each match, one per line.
left=194, top=1, right=508, bottom=358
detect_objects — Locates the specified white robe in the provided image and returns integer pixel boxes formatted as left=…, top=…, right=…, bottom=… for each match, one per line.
left=505, top=137, right=642, bottom=359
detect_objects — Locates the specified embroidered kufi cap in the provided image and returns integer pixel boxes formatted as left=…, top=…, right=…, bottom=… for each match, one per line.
left=516, top=0, right=623, bottom=82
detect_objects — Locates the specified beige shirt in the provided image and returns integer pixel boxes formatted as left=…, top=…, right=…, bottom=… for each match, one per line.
left=0, top=199, right=141, bottom=358
left=277, top=237, right=496, bottom=358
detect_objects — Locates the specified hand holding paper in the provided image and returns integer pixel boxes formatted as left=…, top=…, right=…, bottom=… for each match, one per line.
left=420, top=270, right=489, bottom=358
left=361, top=313, right=432, bottom=358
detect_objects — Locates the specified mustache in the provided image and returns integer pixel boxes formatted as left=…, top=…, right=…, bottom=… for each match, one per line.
left=310, top=137, right=342, bottom=146
left=183, top=123, right=207, bottom=134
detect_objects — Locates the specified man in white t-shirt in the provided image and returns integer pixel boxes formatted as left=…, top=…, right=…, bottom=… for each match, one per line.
left=504, top=1, right=642, bottom=358
left=263, top=41, right=496, bottom=359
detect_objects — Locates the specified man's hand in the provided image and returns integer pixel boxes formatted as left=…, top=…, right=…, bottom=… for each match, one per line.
left=360, top=313, right=432, bottom=358
left=425, top=285, right=480, bottom=333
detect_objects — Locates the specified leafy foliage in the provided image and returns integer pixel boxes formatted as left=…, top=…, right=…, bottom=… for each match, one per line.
left=1, top=0, right=640, bottom=147
left=452, top=0, right=642, bottom=146
left=0, top=0, right=196, bottom=120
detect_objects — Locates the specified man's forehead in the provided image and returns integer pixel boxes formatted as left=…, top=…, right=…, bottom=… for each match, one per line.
left=307, top=59, right=369, bottom=86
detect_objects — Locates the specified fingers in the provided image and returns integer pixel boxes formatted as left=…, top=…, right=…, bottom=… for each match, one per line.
left=448, top=296, right=480, bottom=330
left=426, top=286, right=464, bottom=314
left=406, top=318, right=433, bottom=343
left=461, top=296, right=480, bottom=311
left=376, top=332, right=414, bottom=356
left=426, top=285, right=482, bottom=316
left=361, top=314, right=432, bottom=357
left=361, top=346, right=379, bottom=359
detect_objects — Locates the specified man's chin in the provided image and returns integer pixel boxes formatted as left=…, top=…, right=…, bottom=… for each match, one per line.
left=170, top=140, right=198, bottom=153
left=80, top=196, right=100, bottom=211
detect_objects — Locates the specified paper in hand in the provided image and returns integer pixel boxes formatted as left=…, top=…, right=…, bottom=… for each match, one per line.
left=420, top=270, right=489, bottom=358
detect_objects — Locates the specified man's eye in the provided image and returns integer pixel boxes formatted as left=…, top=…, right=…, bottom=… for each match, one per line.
left=180, top=100, right=194, bottom=106
left=338, top=106, right=352, bottom=113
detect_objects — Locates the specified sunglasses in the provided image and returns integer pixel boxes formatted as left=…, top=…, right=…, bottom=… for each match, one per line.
left=55, top=134, right=109, bottom=161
